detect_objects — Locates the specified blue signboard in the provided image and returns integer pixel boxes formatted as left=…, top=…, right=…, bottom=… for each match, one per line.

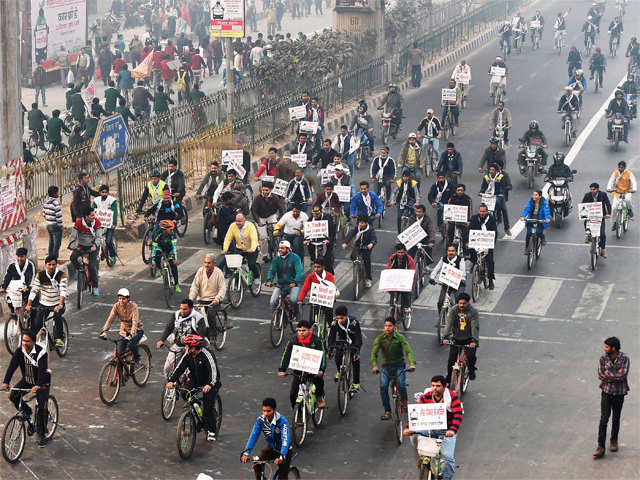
left=92, top=114, right=129, bottom=173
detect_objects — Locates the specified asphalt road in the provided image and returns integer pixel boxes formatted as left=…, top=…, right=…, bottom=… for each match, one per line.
left=2, top=0, right=639, bottom=478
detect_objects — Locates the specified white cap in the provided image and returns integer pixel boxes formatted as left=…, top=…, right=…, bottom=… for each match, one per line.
left=117, top=288, right=130, bottom=297
left=279, top=240, right=291, bottom=249
left=408, top=132, right=417, bottom=139
left=334, top=164, right=344, bottom=171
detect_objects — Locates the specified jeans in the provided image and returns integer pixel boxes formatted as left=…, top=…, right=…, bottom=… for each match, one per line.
left=598, top=391, right=625, bottom=447
left=411, top=65, right=422, bottom=88
left=46, top=224, right=63, bottom=258
left=290, top=373, right=324, bottom=408
left=117, top=330, right=144, bottom=361
left=31, top=304, right=66, bottom=341
left=35, top=86, right=46, bottom=105
left=423, top=137, right=440, bottom=163
left=470, top=247, right=494, bottom=279
left=447, top=341, right=477, bottom=383
left=500, top=35, right=511, bottom=54
left=163, top=347, right=185, bottom=379
left=442, top=105, right=459, bottom=125
left=334, top=349, right=360, bottom=384
left=379, top=364, right=407, bottom=412
left=104, top=227, right=116, bottom=259
left=494, top=197, right=510, bottom=230
left=10, top=378, right=50, bottom=437
left=270, top=286, right=300, bottom=313
left=415, top=430, right=457, bottom=480
left=70, top=247, right=99, bottom=289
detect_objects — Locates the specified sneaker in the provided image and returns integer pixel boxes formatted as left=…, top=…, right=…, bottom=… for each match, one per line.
left=593, top=446, right=605, bottom=458
left=155, top=268, right=162, bottom=277
left=611, top=223, right=617, bottom=231
left=92, top=289, right=100, bottom=296
left=584, top=234, right=591, bottom=243
left=469, top=370, right=476, bottom=380
left=55, top=338, right=64, bottom=348
left=505, top=228, right=511, bottom=236
left=610, top=440, right=618, bottom=452
left=334, top=372, right=339, bottom=383
left=38, top=435, right=47, bottom=447
left=352, top=383, right=360, bottom=393
left=380, top=411, right=392, bottom=420
left=175, top=284, right=182, bottom=294
left=207, top=431, right=217, bottom=442
left=364, top=279, right=372, bottom=288
left=601, top=249, right=607, bottom=258
left=488, top=280, right=495, bottom=290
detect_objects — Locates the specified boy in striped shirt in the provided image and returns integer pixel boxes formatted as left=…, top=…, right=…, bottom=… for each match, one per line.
left=26, top=256, right=67, bottom=347
left=42, top=186, right=64, bottom=258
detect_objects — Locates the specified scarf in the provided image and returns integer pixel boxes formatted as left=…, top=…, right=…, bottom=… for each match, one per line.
left=435, top=180, right=448, bottom=203
left=321, top=192, right=336, bottom=210
left=446, top=255, right=458, bottom=266
left=337, top=318, right=352, bottom=345
left=166, top=170, right=175, bottom=190
left=22, top=347, right=39, bottom=367
left=339, top=134, right=348, bottom=154
left=485, top=174, right=497, bottom=195
left=424, top=387, right=453, bottom=413
left=45, top=268, right=60, bottom=289
left=362, top=192, right=372, bottom=215
left=400, top=181, right=409, bottom=206
left=82, top=217, right=96, bottom=236
left=314, top=270, right=327, bottom=283
left=14, top=261, right=30, bottom=286
left=297, top=332, right=312, bottom=347
left=238, top=223, right=249, bottom=248
left=497, top=109, right=503, bottom=125
left=354, top=223, right=370, bottom=244
left=426, top=118, right=437, bottom=138
left=479, top=214, right=490, bottom=231
left=375, top=156, right=391, bottom=179
left=297, top=143, right=307, bottom=154
left=288, top=178, right=308, bottom=201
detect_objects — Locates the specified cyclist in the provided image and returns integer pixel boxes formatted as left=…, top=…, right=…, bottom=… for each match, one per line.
left=136, top=171, right=166, bottom=214
left=341, top=215, right=377, bottom=288
left=313, top=182, right=342, bottom=218
left=256, top=147, right=280, bottom=178
left=557, top=86, right=580, bottom=137
left=27, top=102, right=47, bottom=149
left=100, top=288, right=144, bottom=366
left=92, top=184, right=118, bottom=265
left=285, top=169, right=313, bottom=213
left=520, top=190, right=551, bottom=254
left=145, top=188, right=182, bottom=288
left=386, top=243, right=416, bottom=314
left=402, top=375, right=464, bottom=480
left=443, top=292, right=478, bottom=382
left=166, top=334, right=221, bottom=442
left=429, top=244, right=467, bottom=314
left=407, top=204, right=436, bottom=262
left=530, top=10, right=545, bottom=41
left=391, top=170, right=420, bottom=233
left=189, top=254, right=227, bottom=336
left=371, top=316, right=416, bottom=420
left=267, top=240, right=303, bottom=318
left=479, top=163, right=509, bottom=236
left=220, top=213, right=260, bottom=282
left=626, top=36, right=639, bottom=65
left=26, top=256, right=67, bottom=345
left=582, top=183, right=611, bottom=258
left=69, top=208, right=103, bottom=296
left=608, top=17, right=623, bottom=55
left=327, top=305, right=362, bottom=391
left=279, top=320, right=326, bottom=408
left=488, top=56, right=507, bottom=97
left=397, top=133, right=425, bottom=192
left=161, top=158, right=186, bottom=207
left=213, top=168, right=249, bottom=214
left=46, top=110, right=70, bottom=153
left=451, top=59, right=471, bottom=101
left=436, top=142, right=463, bottom=186
left=197, top=161, right=223, bottom=203
left=274, top=203, right=308, bottom=260
left=1, top=330, right=51, bottom=447
left=241, top=398, right=293, bottom=478
left=157, top=298, right=209, bottom=379
left=607, top=160, right=636, bottom=228
left=605, top=90, right=629, bottom=143
left=582, top=16, right=598, bottom=50
left=589, top=47, right=606, bottom=88
left=498, top=21, right=512, bottom=55
left=567, top=69, right=586, bottom=108
left=567, top=46, right=582, bottom=78
left=445, top=184, right=472, bottom=246
left=350, top=180, right=384, bottom=225
left=441, top=78, right=461, bottom=127
left=332, top=125, right=355, bottom=175
left=370, top=146, right=397, bottom=206
left=416, top=108, right=442, bottom=165
left=517, top=120, right=548, bottom=174
left=298, top=257, right=336, bottom=325
left=305, top=206, right=336, bottom=273
left=489, top=101, right=511, bottom=146
left=1, top=247, right=35, bottom=307
left=252, top=182, right=285, bottom=262
left=554, top=10, right=569, bottom=45
left=428, top=173, right=454, bottom=238
left=468, top=204, right=497, bottom=290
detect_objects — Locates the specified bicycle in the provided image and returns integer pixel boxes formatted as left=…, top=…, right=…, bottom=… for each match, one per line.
left=423, top=138, right=438, bottom=177
left=175, top=386, right=223, bottom=460
left=174, top=197, right=189, bottom=239
left=585, top=35, right=593, bottom=56
left=413, top=243, right=432, bottom=299
left=195, top=303, right=229, bottom=351
left=249, top=451, right=301, bottom=480
left=100, top=230, right=118, bottom=267
left=308, top=302, right=330, bottom=344
left=151, top=249, right=177, bottom=309
left=442, top=106, right=455, bottom=140
left=398, top=204, right=415, bottom=233
left=160, top=347, right=189, bottom=421
left=610, top=34, right=620, bottom=57
left=226, top=253, right=262, bottom=309
left=289, top=372, right=324, bottom=447
left=593, top=67, right=604, bottom=93
left=1, top=388, right=58, bottom=463
left=202, top=203, right=217, bottom=245
left=269, top=286, right=297, bottom=348
left=30, top=306, right=70, bottom=358
left=140, top=217, right=155, bottom=264
left=586, top=220, right=602, bottom=271
left=435, top=284, right=456, bottom=345
left=554, top=30, right=566, bottom=56
left=27, top=129, right=49, bottom=157
left=377, top=367, right=410, bottom=444
left=525, top=219, right=543, bottom=270
left=470, top=249, right=489, bottom=302
left=153, top=114, right=172, bottom=143
left=332, top=340, right=359, bottom=416
left=75, top=251, right=94, bottom=309
left=351, top=249, right=366, bottom=301
left=98, top=333, right=152, bottom=406
left=265, top=221, right=279, bottom=261
left=415, top=432, right=446, bottom=480
left=3, top=288, right=30, bottom=354
left=448, top=344, right=471, bottom=397
left=608, top=192, right=630, bottom=240
left=389, top=291, right=411, bottom=330
left=559, top=110, right=575, bottom=147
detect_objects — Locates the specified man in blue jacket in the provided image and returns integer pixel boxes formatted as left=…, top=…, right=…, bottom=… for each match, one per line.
left=266, top=240, right=303, bottom=317
left=241, top=397, right=292, bottom=479
left=350, top=181, right=383, bottom=223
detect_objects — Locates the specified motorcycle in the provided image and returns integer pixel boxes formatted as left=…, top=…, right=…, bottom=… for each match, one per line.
left=379, top=106, right=399, bottom=146
left=519, top=138, right=545, bottom=189
left=608, top=112, right=626, bottom=151
left=627, top=94, right=637, bottom=119
left=545, top=172, right=577, bottom=227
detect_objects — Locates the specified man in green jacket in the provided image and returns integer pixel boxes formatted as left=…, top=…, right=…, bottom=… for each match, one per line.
left=65, top=83, right=77, bottom=110
left=371, top=317, right=416, bottom=420
left=115, top=98, right=136, bottom=128
left=266, top=240, right=303, bottom=318
left=82, top=112, right=100, bottom=141
left=28, top=102, right=48, bottom=147
left=189, top=82, right=205, bottom=102
left=104, top=80, right=124, bottom=114
left=70, top=89, right=86, bottom=123
left=46, top=110, right=70, bottom=152
left=153, top=85, right=174, bottom=115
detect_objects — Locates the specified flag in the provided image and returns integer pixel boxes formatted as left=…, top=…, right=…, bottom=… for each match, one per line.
left=132, top=49, right=153, bottom=78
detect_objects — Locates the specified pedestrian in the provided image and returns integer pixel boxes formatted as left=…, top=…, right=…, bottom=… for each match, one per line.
left=70, top=172, right=99, bottom=222
left=77, top=48, right=91, bottom=81
left=98, top=44, right=114, bottom=87
left=32, top=64, right=47, bottom=107
left=594, top=336, right=630, bottom=458
left=211, top=37, right=223, bottom=75
left=57, top=46, right=70, bottom=86
left=117, top=64, right=134, bottom=104
left=247, top=1, right=258, bottom=32
left=43, top=186, right=64, bottom=258
left=129, top=35, right=143, bottom=68
left=408, top=42, right=425, bottom=88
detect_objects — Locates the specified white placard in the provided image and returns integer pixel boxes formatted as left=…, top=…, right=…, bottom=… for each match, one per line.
left=443, top=204, right=468, bottom=223
left=454, top=72, right=470, bottom=85
left=588, top=220, right=602, bottom=235
left=480, top=194, right=496, bottom=212
left=397, top=220, right=428, bottom=251
left=530, top=20, right=541, bottom=29
left=309, top=281, right=336, bottom=308
left=578, top=202, right=603, bottom=220
left=334, top=185, right=351, bottom=202
left=225, top=254, right=243, bottom=268
left=299, top=121, right=319, bottom=134
left=6, top=280, right=25, bottom=308
left=348, top=136, right=360, bottom=155
left=288, top=345, right=323, bottom=374
left=408, top=403, right=448, bottom=431
left=438, top=263, right=463, bottom=290
left=378, top=269, right=415, bottom=293
left=441, top=88, right=457, bottom=102
left=261, top=175, right=275, bottom=184
left=468, top=229, right=496, bottom=250
left=490, top=66, right=506, bottom=77
left=304, top=220, right=329, bottom=239
left=221, top=149, right=243, bottom=166
left=272, top=178, right=288, bottom=197
left=291, top=153, right=308, bottom=168
left=289, top=105, right=307, bottom=120
left=227, top=158, right=246, bottom=179
left=95, top=208, right=113, bottom=229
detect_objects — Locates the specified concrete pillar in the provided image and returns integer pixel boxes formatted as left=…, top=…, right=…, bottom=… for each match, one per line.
left=0, top=0, right=22, bottom=168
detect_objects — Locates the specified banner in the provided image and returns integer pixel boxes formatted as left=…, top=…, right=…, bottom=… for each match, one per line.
left=397, top=220, right=427, bottom=251
left=304, top=220, right=328, bottom=239
left=288, top=345, right=323, bottom=374
left=227, top=158, right=246, bottom=179
left=309, top=281, right=336, bottom=308
left=468, top=229, right=495, bottom=250
left=210, top=0, right=245, bottom=38
left=272, top=178, right=288, bottom=197
left=291, top=153, right=308, bottom=168
left=480, top=193, right=496, bottom=212
left=443, top=204, right=468, bottom=223
left=81, top=78, right=95, bottom=111
left=454, top=72, right=470, bottom=85
left=299, top=121, right=319, bottom=134
left=578, top=202, right=603, bottom=220
left=490, top=66, right=506, bottom=77
left=378, top=269, right=415, bottom=293
left=95, top=208, right=113, bottom=229
left=132, top=50, right=153, bottom=78
left=289, top=106, right=307, bottom=120
left=441, top=88, right=457, bottom=102
left=31, top=0, right=86, bottom=71
left=221, top=149, right=243, bottom=166
left=334, top=185, right=351, bottom=202
left=438, top=263, right=463, bottom=289
left=408, top=403, right=448, bottom=431
left=530, top=20, right=541, bottom=29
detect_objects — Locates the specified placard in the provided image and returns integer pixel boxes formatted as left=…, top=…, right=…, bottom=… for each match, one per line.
left=272, top=178, right=288, bottom=197
left=530, top=20, right=541, bottom=29
left=225, top=254, right=243, bottom=268
left=468, top=229, right=496, bottom=250
left=480, top=193, right=496, bottom=212
left=588, top=220, right=602, bottom=235
left=438, top=263, right=463, bottom=290
left=288, top=345, right=323, bottom=374
left=334, top=185, right=351, bottom=202
left=291, top=153, right=308, bottom=168
left=304, top=220, right=329, bottom=239
left=490, top=66, right=506, bottom=77
left=397, top=220, right=428, bottom=251
left=95, top=208, right=114, bottom=229
left=309, top=281, right=336, bottom=308
left=441, top=88, right=457, bottom=102
left=261, top=175, right=275, bottom=184
left=221, top=149, right=243, bottom=166
left=378, top=269, right=415, bottom=293
left=299, top=121, right=319, bottom=134
left=226, top=158, right=246, bottom=179
left=578, top=202, right=603, bottom=220
left=454, top=72, right=470, bottom=85
left=408, top=403, right=448, bottom=431
left=443, top=204, right=468, bottom=223
left=6, top=280, right=25, bottom=308
left=289, top=105, right=307, bottom=120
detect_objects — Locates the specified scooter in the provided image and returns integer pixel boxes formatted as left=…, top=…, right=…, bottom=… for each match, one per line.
left=545, top=171, right=577, bottom=227
left=608, top=113, right=626, bottom=151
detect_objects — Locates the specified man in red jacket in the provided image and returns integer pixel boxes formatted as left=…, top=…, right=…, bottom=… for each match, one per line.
left=386, top=243, right=416, bottom=313
left=404, top=374, right=463, bottom=480
left=298, top=258, right=336, bottom=324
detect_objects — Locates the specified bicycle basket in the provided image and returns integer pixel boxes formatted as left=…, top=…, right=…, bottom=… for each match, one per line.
left=417, top=436, right=441, bottom=457
left=225, top=254, right=243, bottom=268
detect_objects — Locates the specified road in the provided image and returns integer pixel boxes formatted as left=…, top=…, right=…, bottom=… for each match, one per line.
left=3, top=0, right=640, bottom=478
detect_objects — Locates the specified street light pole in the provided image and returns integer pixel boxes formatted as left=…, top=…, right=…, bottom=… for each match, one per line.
left=225, top=37, right=233, bottom=122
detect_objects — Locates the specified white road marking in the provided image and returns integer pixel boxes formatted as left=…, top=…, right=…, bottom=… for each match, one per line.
left=358, top=326, right=563, bottom=344
left=571, top=283, right=614, bottom=320
left=472, top=273, right=511, bottom=312
left=505, top=239, right=640, bottom=249
left=516, top=278, right=563, bottom=316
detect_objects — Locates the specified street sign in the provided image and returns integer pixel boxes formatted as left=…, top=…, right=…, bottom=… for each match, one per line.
left=92, top=114, right=129, bottom=173
left=210, top=0, right=245, bottom=38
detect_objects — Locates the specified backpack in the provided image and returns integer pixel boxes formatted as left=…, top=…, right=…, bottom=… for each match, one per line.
left=177, top=71, right=187, bottom=92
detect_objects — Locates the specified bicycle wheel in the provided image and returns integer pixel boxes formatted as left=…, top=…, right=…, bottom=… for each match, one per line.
left=471, top=264, right=481, bottom=302
left=292, top=403, right=307, bottom=447
left=76, top=272, right=84, bottom=309
left=203, top=213, right=213, bottom=245
left=212, top=310, right=228, bottom=350
left=418, top=462, right=431, bottom=480
left=4, top=316, right=20, bottom=355
left=55, top=317, right=70, bottom=357
left=437, top=309, right=446, bottom=345
left=250, top=267, right=262, bottom=296
left=352, top=262, right=360, bottom=300
left=527, top=244, right=535, bottom=271
left=461, top=366, right=470, bottom=395
left=176, top=410, right=197, bottom=460
left=590, top=241, right=598, bottom=271
left=288, top=466, right=301, bottom=479
left=402, top=305, right=411, bottom=330
left=163, top=268, right=174, bottom=309
left=228, top=274, right=243, bottom=308
left=142, top=228, right=153, bottom=264
left=450, top=368, right=462, bottom=398
left=27, top=135, right=38, bottom=156
left=44, top=395, right=59, bottom=440
left=616, top=213, right=623, bottom=239
left=270, top=309, right=285, bottom=348
left=311, top=395, right=324, bottom=428
left=1, top=416, right=25, bottom=464
left=215, top=395, right=223, bottom=434
left=132, top=344, right=152, bottom=386
left=176, top=207, right=189, bottom=237
left=392, top=393, right=403, bottom=445
left=98, top=361, right=121, bottom=406
left=161, top=384, right=177, bottom=420
left=337, top=368, right=349, bottom=416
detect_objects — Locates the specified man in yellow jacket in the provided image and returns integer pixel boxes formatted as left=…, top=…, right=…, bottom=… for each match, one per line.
left=220, top=213, right=260, bottom=282
left=607, top=160, right=636, bottom=230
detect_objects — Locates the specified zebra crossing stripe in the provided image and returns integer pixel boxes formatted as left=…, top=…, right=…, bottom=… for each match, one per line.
left=516, top=278, right=563, bottom=316
left=571, top=283, right=614, bottom=320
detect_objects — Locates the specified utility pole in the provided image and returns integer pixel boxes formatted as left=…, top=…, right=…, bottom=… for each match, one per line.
left=225, top=37, right=233, bottom=121
left=375, top=0, right=385, bottom=58
left=0, top=0, right=21, bottom=168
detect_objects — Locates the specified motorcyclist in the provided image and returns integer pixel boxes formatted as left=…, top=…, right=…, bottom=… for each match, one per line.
left=589, top=47, right=606, bottom=87
left=530, top=10, right=545, bottom=42
left=626, top=36, right=639, bottom=66
left=547, top=152, right=574, bottom=179
left=567, top=46, right=582, bottom=78
left=582, top=16, right=598, bottom=50
left=377, top=83, right=403, bottom=131
left=608, top=17, right=624, bottom=54
left=518, top=120, right=548, bottom=174
left=567, top=69, right=587, bottom=107
left=557, top=86, right=581, bottom=137
left=416, top=108, right=442, bottom=160
left=620, top=73, right=638, bottom=118
left=498, top=20, right=512, bottom=55
left=605, top=90, right=630, bottom=143
left=488, top=56, right=508, bottom=97
left=350, top=102, right=375, bottom=152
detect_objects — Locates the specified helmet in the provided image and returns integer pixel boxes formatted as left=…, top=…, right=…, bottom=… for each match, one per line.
left=426, top=108, right=434, bottom=114
left=279, top=240, right=291, bottom=249
left=615, top=89, right=624, bottom=99
left=490, top=137, right=499, bottom=144
left=587, top=15, right=593, bottom=20
left=529, top=120, right=539, bottom=129
left=408, top=132, right=417, bottom=139
left=183, top=334, right=204, bottom=348
left=117, top=288, right=130, bottom=298
left=576, top=69, right=584, bottom=76
left=159, top=219, right=175, bottom=233
left=388, top=83, right=397, bottom=89
left=553, top=152, right=566, bottom=163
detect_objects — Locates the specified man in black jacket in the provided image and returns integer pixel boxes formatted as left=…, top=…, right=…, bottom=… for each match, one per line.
left=1, top=330, right=51, bottom=446
left=428, top=173, right=454, bottom=238
left=71, top=172, right=99, bottom=221
left=315, top=139, right=338, bottom=170
left=468, top=204, right=497, bottom=289
left=478, top=138, right=506, bottom=173
left=445, top=184, right=472, bottom=247
left=327, top=305, right=362, bottom=391
left=161, top=158, right=187, bottom=205
left=582, top=182, right=612, bottom=258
